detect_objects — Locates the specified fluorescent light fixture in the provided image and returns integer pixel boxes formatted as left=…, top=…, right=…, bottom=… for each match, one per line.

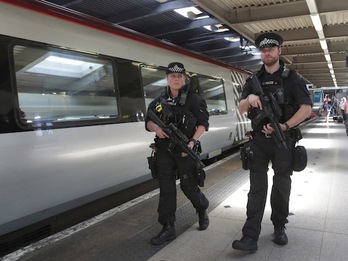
left=306, top=0, right=318, bottom=13
left=306, top=0, right=336, bottom=87
left=319, top=39, right=328, bottom=50
left=27, top=55, right=103, bottom=78
left=196, top=15, right=209, bottom=20
left=204, top=25, right=211, bottom=31
left=204, top=24, right=228, bottom=32
left=310, top=14, right=323, bottom=32
left=224, top=37, right=240, bottom=42
left=214, top=24, right=229, bottom=32
left=174, top=7, right=202, bottom=18
left=317, top=30, right=325, bottom=39
left=324, top=54, right=331, bottom=62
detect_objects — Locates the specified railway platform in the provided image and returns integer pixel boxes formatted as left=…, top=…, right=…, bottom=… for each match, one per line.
left=2, top=116, right=348, bottom=261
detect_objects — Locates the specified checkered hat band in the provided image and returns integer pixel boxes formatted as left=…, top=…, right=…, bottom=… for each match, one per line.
left=168, top=65, right=185, bottom=73
left=259, top=38, right=279, bottom=47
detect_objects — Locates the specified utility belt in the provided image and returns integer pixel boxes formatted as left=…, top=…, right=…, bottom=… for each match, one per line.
left=147, top=139, right=203, bottom=181
left=251, top=127, right=302, bottom=142
left=240, top=128, right=306, bottom=171
left=155, top=138, right=180, bottom=153
left=154, top=138, right=202, bottom=154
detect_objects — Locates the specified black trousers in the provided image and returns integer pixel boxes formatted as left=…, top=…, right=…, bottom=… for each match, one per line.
left=155, top=146, right=209, bottom=225
left=242, top=132, right=294, bottom=241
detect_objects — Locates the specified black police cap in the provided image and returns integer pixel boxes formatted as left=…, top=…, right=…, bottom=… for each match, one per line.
left=166, top=62, right=186, bottom=75
left=255, top=32, right=283, bottom=49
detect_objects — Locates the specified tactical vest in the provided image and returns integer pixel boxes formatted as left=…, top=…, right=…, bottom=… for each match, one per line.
left=259, top=69, right=299, bottom=123
left=155, top=86, right=197, bottom=138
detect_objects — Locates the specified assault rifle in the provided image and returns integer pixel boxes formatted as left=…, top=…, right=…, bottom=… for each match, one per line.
left=147, top=110, right=206, bottom=187
left=250, top=74, right=287, bottom=149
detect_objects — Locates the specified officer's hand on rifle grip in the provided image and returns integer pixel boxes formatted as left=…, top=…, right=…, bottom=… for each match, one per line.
left=148, top=121, right=168, bottom=139
left=262, top=123, right=274, bottom=135
left=247, top=94, right=263, bottom=110
left=181, top=140, right=195, bottom=157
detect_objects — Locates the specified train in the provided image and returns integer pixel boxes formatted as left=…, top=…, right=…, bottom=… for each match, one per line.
left=0, top=0, right=252, bottom=251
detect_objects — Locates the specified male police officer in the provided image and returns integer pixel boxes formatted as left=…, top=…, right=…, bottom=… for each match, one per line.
left=146, top=62, right=209, bottom=245
left=232, top=33, right=312, bottom=251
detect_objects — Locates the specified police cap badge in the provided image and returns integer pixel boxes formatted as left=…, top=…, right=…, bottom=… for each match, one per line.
left=255, top=32, right=283, bottom=49
left=166, top=62, right=186, bottom=75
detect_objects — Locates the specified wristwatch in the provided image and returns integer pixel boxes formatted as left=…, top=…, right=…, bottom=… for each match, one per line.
left=189, top=138, right=197, bottom=144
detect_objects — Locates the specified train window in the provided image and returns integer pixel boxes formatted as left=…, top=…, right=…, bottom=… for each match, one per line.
left=141, top=66, right=167, bottom=109
left=199, top=76, right=227, bottom=115
left=115, top=60, right=145, bottom=122
left=141, top=66, right=227, bottom=115
left=13, top=45, right=117, bottom=128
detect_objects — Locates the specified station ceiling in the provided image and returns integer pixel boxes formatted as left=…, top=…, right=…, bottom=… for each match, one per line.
left=36, top=0, right=348, bottom=88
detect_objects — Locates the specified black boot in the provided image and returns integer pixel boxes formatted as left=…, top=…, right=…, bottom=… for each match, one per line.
left=273, top=226, right=288, bottom=245
left=232, top=236, right=258, bottom=252
left=197, top=211, right=209, bottom=230
left=150, top=223, right=176, bottom=245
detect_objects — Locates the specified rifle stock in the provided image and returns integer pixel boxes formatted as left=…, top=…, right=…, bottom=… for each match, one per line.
left=147, top=110, right=206, bottom=186
left=251, top=74, right=287, bottom=149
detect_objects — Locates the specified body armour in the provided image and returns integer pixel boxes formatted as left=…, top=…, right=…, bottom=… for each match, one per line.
left=150, top=86, right=198, bottom=139
left=245, top=65, right=306, bottom=131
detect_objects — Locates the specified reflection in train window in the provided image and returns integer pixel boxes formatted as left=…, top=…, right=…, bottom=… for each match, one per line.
left=141, top=65, right=167, bottom=109
left=141, top=66, right=227, bottom=115
left=199, top=76, right=227, bottom=115
left=13, top=45, right=117, bottom=126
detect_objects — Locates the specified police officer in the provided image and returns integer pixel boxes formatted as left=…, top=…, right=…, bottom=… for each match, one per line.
left=232, top=33, right=312, bottom=252
left=146, top=62, right=210, bottom=245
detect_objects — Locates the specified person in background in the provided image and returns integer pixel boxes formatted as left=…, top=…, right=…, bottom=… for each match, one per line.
left=145, top=62, right=210, bottom=245
left=322, top=100, right=332, bottom=123
left=340, top=97, right=347, bottom=121
left=232, top=32, right=312, bottom=252
left=344, top=97, right=348, bottom=135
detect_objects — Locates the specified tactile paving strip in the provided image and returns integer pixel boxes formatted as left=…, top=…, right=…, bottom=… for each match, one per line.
left=99, top=168, right=248, bottom=261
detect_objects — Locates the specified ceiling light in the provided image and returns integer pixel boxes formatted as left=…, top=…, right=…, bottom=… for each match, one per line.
left=212, top=24, right=229, bottom=32
left=174, top=7, right=202, bottom=19
left=319, top=39, right=328, bottom=51
left=324, top=54, right=331, bottom=62
left=317, top=30, right=325, bottom=39
left=204, top=25, right=212, bottom=31
left=306, top=0, right=318, bottom=13
left=224, top=37, right=240, bottom=42
left=310, top=14, right=323, bottom=32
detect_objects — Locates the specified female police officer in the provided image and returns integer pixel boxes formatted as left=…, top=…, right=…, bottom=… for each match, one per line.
left=145, top=62, right=209, bottom=245
left=232, top=33, right=312, bottom=252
